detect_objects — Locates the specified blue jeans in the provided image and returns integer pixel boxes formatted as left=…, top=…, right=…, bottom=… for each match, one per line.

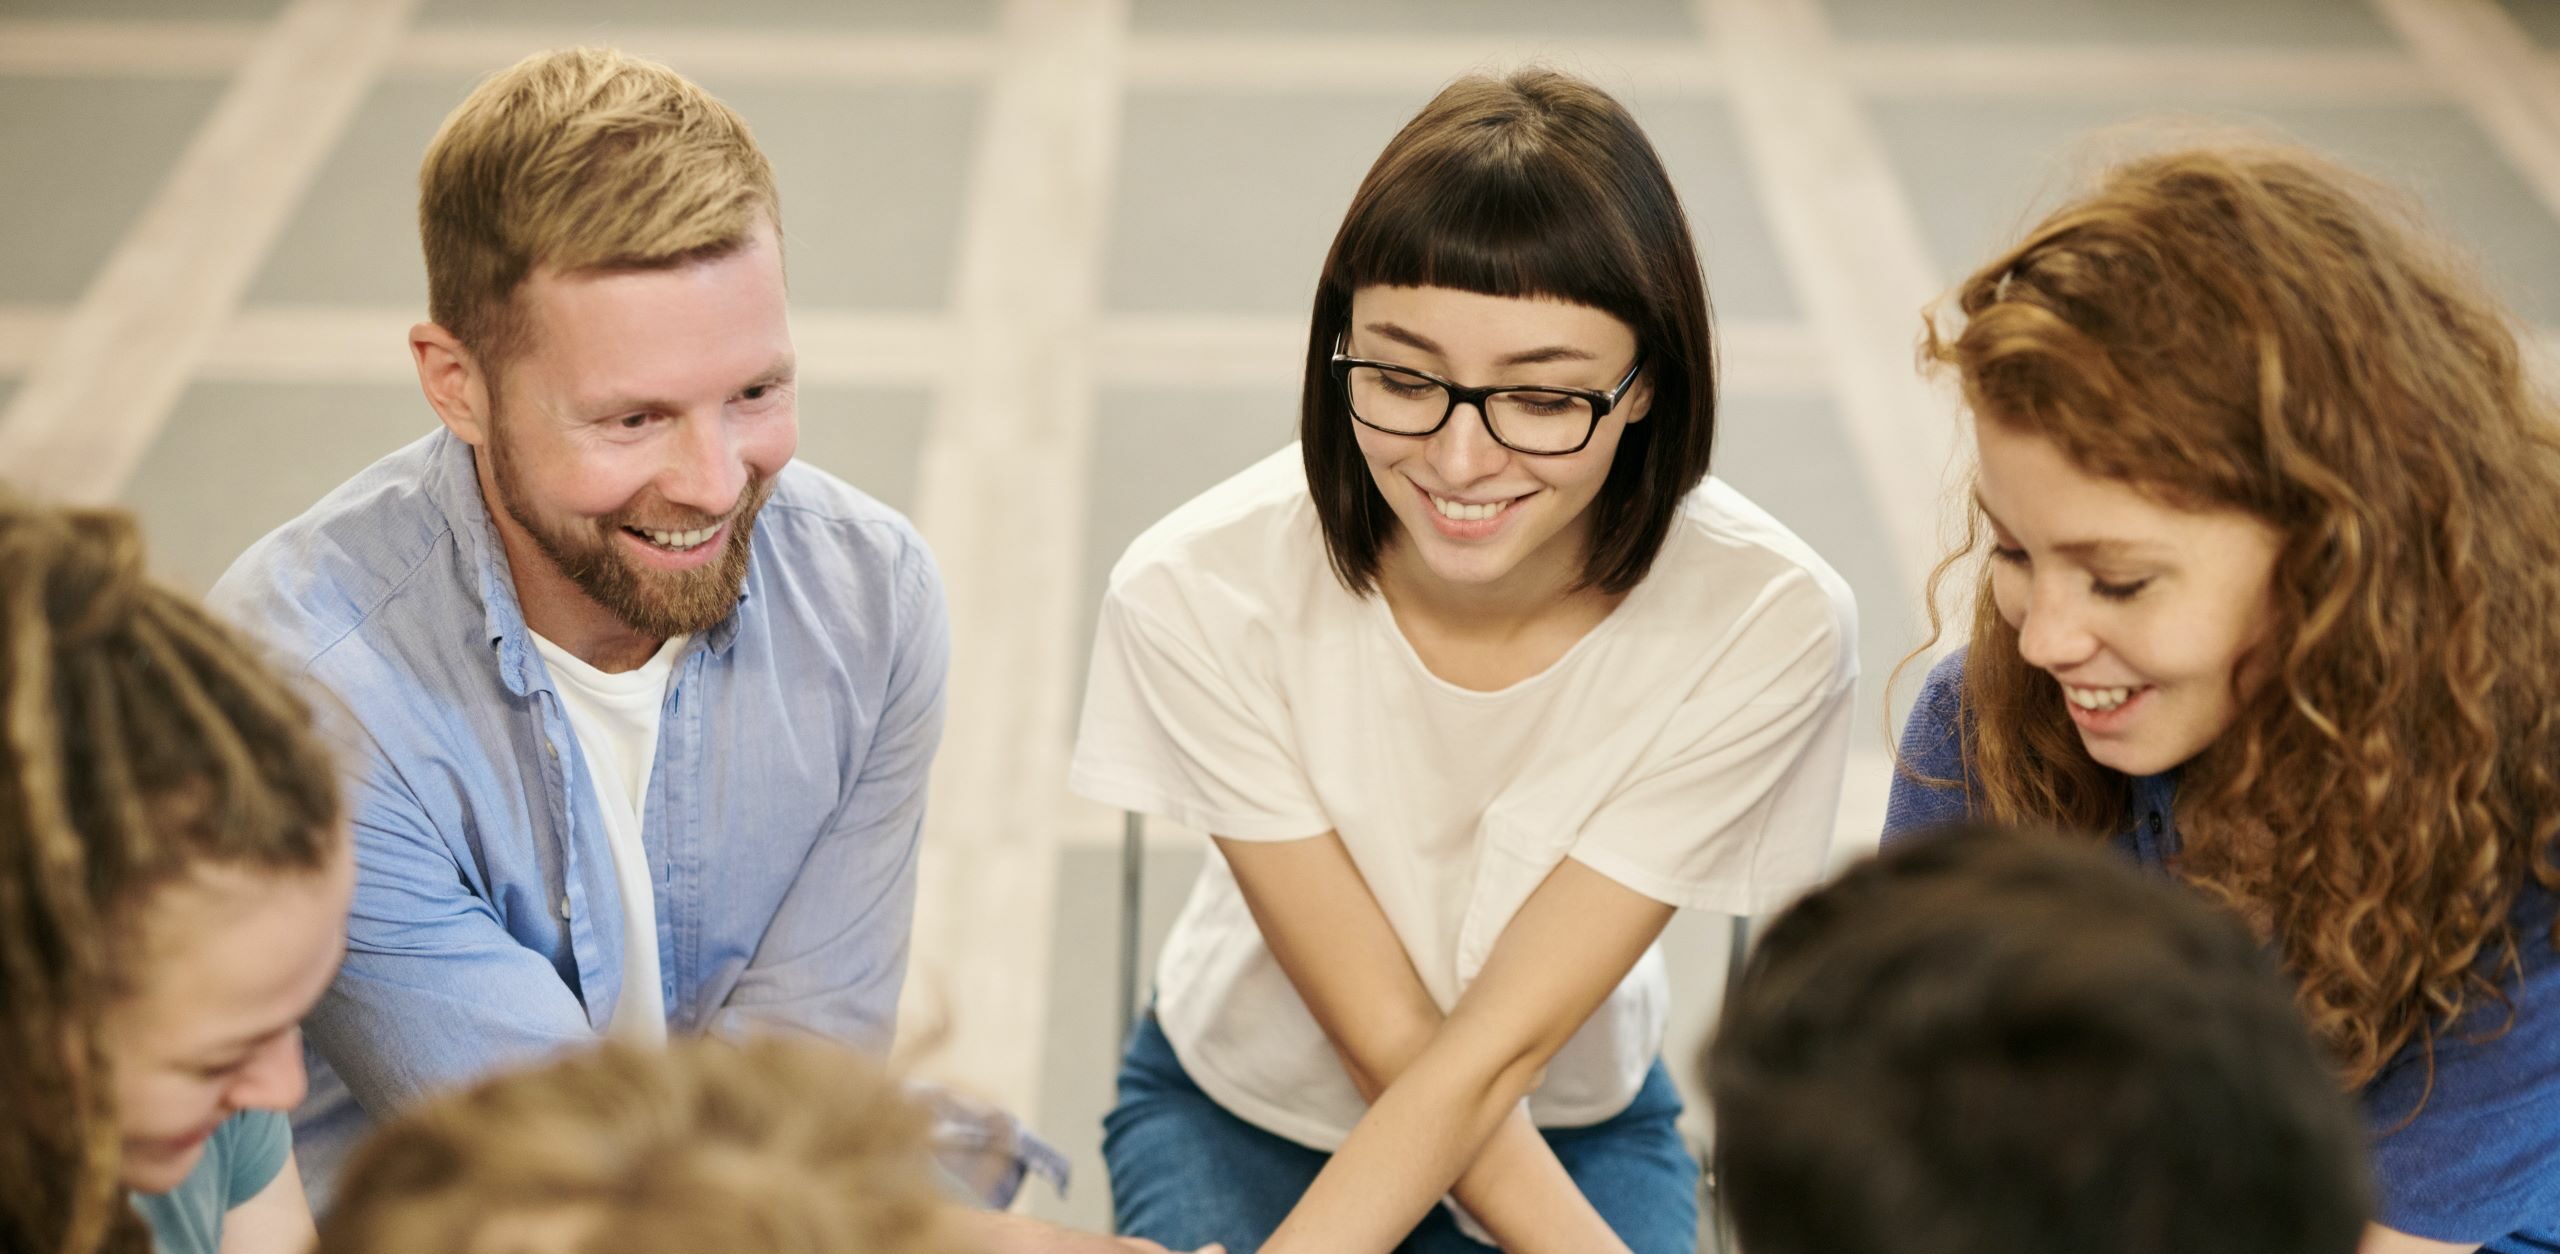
left=1104, top=1013, right=1699, bottom=1254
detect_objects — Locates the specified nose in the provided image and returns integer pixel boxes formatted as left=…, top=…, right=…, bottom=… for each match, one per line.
left=658, top=412, right=748, bottom=518
left=2014, top=577, right=2101, bottom=673
left=227, top=1028, right=309, bottom=1115
left=1426, top=398, right=1511, bottom=488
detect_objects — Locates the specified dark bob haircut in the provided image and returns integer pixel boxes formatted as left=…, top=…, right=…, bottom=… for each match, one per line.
left=1300, top=68, right=1718, bottom=597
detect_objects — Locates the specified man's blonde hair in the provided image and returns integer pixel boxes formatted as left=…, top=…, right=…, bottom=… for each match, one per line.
left=316, top=1037, right=965, bottom=1254
left=421, top=47, right=779, bottom=368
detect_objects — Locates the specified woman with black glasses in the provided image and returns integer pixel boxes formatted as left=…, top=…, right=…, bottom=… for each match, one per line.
left=1070, top=69, right=1857, bottom=1254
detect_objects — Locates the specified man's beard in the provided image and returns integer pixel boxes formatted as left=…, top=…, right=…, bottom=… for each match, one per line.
left=488, top=425, right=771, bottom=639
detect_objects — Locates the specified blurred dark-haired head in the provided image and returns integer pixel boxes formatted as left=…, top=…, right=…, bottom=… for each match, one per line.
left=1706, top=822, right=2370, bottom=1254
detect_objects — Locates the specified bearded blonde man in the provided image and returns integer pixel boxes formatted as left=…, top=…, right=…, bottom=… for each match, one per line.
left=214, top=48, right=1192, bottom=1254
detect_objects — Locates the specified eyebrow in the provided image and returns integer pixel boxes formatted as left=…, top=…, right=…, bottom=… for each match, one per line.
left=1973, top=496, right=2169, bottom=562
left=1361, top=321, right=1599, bottom=368
left=579, top=356, right=797, bottom=418
left=182, top=1023, right=283, bottom=1064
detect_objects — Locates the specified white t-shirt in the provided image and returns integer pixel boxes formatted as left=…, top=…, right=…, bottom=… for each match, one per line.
left=530, top=631, right=687, bottom=1043
left=1070, top=446, right=1857, bottom=1150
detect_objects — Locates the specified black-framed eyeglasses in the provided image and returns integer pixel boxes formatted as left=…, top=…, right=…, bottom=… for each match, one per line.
left=1328, top=333, right=1647, bottom=456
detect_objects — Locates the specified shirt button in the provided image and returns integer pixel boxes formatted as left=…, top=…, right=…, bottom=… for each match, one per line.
left=546, top=740, right=560, bottom=758
left=2147, top=811, right=2165, bottom=835
left=559, top=896, right=573, bottom=919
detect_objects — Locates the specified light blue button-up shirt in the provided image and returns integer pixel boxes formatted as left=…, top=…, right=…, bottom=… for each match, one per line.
left=210, top=427, right=948, bottom=1203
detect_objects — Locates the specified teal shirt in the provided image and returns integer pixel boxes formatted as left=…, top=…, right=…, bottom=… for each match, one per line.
left=130, top=1110, right=290, bottom=1254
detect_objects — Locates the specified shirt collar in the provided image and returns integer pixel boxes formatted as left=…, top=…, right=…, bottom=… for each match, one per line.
left=417, top=430, right=540, bottom=696
left=2130, top=768, right=2183, bottom=859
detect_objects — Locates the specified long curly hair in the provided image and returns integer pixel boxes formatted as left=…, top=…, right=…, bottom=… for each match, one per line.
left=0, top=494, right=342, bottom=1254
left=1907, top=142, right=2560, bottom=1089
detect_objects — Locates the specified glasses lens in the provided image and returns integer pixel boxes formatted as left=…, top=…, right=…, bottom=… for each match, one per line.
left=1345, top=365, right=1447, bottom=434
left=1486, top=391, right=1596, bottom=454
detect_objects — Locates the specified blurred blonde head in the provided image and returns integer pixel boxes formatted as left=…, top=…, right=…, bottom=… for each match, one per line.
left=420, top=46, right=779, bottom=371
left=317, top=1037, right=965, bottom=1254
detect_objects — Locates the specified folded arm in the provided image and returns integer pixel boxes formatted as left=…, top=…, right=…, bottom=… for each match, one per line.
left=306, top=784, right=600, bottom=1113
left=215, top=1149, right=314, bottom=1254
left=1221, top=833, right=1671, bottom=1254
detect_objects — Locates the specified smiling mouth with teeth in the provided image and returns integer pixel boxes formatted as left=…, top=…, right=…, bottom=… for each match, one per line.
left=2064, top=684, right=2141, bottom=712
left=627, top=523, right=721, bottom=551
left=1428, top=492, right=1516, bottom=522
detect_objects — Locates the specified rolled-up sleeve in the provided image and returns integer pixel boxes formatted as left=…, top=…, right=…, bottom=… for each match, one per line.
left=1568, top=567, right=1858, bottom=916
left=306, top=736, right=594, bottom=1112
left=1068, top=575, right=1331, bottom=843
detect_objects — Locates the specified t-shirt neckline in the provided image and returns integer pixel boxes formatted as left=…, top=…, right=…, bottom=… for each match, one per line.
left=1362, top=547, right=1664, bottom=701
left=529, top=631, right=689, bottom=701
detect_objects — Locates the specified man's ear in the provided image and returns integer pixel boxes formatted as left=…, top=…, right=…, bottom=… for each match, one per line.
left=411, top=322, right=494, bottom=446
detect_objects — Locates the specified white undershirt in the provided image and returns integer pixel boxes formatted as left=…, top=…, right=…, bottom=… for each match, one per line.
left=530, top=631, right=688, bottom=1042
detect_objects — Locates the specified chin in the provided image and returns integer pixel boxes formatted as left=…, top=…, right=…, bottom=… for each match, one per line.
left=2082, top=741, right=2149, bottom=776
left=2079, top=734, right=2204, bottom=780
left=119, top=1145, right=205, bottom=1197
left=1414, top=545, right=1524, bottom=588
left=1398, top=515, right=1528, bottom=577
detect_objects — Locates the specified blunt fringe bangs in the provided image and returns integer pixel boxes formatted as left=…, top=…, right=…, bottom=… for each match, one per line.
left=1299, top=68, right=1718, bottom=596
